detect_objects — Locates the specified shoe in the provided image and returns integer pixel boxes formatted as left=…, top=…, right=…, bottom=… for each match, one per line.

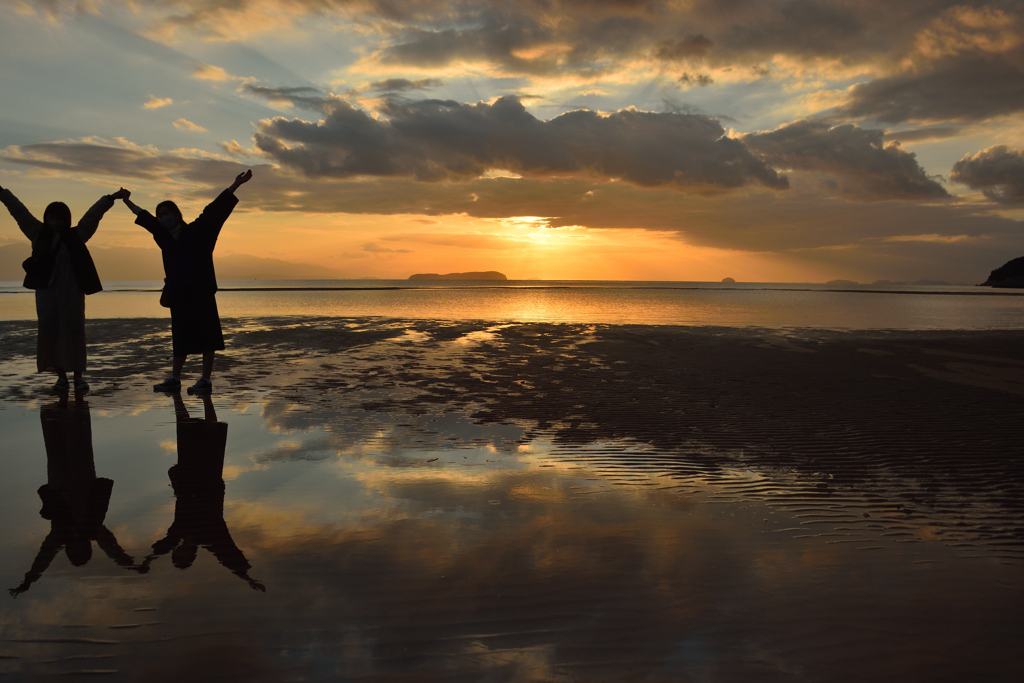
left=153, top=377, right=181, bottom=392
left=187, top=378, right=212, bottom=395
left=73, top=378, right=89, bottom=393
left=53, top=377, right=69, bottom=393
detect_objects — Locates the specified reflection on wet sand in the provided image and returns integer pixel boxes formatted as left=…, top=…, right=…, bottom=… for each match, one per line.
left=138, top=394, right=264, bottom=591
left=0, top=318, right=1022, bottom=681
left=9, top=396, right=133, bottom=597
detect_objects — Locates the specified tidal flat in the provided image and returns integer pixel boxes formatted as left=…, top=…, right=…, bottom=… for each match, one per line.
left=0, top=318, right=1022, bottom=682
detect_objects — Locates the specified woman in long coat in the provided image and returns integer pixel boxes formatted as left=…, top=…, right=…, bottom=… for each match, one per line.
left=0, top=184, right=128, bottom=392
left=120, top=170, right=250, bottom=395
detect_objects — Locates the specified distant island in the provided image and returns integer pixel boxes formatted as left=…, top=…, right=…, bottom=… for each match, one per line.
left=981, top=256, right=1024, bottom=288
left=408, top=271, right=507, bottom=281
left=721, top=277, right=736, bottom=283
left=824, top=279, right=964, bottom=287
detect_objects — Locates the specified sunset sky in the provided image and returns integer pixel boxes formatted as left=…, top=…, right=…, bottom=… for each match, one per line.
left=1, top=0, right=1023, bottom=282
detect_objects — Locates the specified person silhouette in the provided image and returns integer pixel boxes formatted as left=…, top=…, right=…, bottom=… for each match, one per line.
left=0, top=184, right=129, bottom=393
left=136, top=394, right=265, bottom=591
left=118, top=171, right=252, bottom=395
left=9, top=395, right=134, bottom=597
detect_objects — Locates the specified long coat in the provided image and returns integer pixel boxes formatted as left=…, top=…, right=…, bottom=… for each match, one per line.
left=1, top=190, right=114, bottom=372
left=135, top=190, right=238, bottom=299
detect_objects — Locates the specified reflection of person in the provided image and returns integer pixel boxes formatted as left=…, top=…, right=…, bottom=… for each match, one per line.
left=118, top=171, right=252, bottom=395
left=9, top=395, right=134, bottom=597
left=137, top=394, right=265, bottom=591
left=0, top=184, right=128, bottom=393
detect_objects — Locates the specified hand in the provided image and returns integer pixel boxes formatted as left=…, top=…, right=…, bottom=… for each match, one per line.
left=110, top=188, right=130, bottom=201
left=230, top=169, right=252, bottom=190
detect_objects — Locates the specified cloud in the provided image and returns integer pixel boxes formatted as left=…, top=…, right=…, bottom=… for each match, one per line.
left=744, top=119, right=948, bottom=200
left=244, top=85, right=325, bottom=110
left=363, top=242, right=413, bottom=253
left=360, top=78, right=444, bottom=94
left=218, top=139, right=259, bottom=157
left=950, top=145, right=1024, bottom=204
left=382, top=232, right=526, bottom=251
left=193, top=62, right=235, bottom=82
left=0, top=138, right=251, bottom=186
left=3, top=137, right=1019, bottom=280
left=840, top=50, right=1024, bottom=124
left=250, top=93, right=788, bottom=192
left=839, top=7, right=1024, bottom=124
left=678, top=72, right=713, bottom=87
left=143, top=95, right=173, bottom=110
left=654, top=34, right=715, bottom=61
left=173, top=118, right=209, bottom=133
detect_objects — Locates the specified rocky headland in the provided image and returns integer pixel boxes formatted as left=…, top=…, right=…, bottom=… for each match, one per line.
left=981, top=256, right=1024, bottom=288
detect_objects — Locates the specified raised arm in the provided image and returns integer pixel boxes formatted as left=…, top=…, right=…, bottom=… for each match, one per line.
left=120, top=191, right=166, bottom=242
left=119, top=189, right=144, bottom=216
left=193, top=170, right=251, bottom=241
left=75, top=189, right=128, bottom=243
left=0, top=184, right=44, bottom=241
left=9, top=530, right=62, bottom=597
left=228, top=169, right=252, bottom=194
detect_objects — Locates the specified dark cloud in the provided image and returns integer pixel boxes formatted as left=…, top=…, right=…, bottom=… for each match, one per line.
left=244, top=85, right=326, bottom=111
left=0, top=140, right=263, bottom=204
left=364, top=78, right=444, bottom=93
left=950, top=145, right=1024, bottom=204
left=744, top=120, right=949, bottom=200
left=0, top=141, right=241, bottom=181
left=716, top=0, right=869, bottom=58
left=251, top=94, right=788, bottom=191
left=840, top=50, right=1024, bottom=124
left=4, top=138, right=1020, bottom=282
left=654, top=34, right=714, bottom=61
left=678, top=72, right=713, bottom=86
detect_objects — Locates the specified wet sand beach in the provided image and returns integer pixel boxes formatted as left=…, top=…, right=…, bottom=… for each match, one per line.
left=0, top=317, right=1022, bottom=681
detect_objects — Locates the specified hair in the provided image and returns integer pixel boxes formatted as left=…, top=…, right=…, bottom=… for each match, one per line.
left=65, top=538, right=93, bottom=566
left=43, top=202, right=72, bottom=229
left=172, top=539, right=198, bottom=569
left=155, top=200, right=183, bottom=224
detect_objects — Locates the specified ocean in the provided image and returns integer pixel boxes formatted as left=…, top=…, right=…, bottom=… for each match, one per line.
left=2, top=279, right=1023, bottom=328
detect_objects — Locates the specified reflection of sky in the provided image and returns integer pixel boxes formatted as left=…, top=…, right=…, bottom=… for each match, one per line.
left=1, top=394, right=1022, bottom=680
left=3, top=284, right=1024, bottom=328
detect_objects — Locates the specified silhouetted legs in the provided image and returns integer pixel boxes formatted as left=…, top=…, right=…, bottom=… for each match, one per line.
left=171, top=350, right=214, bottom=380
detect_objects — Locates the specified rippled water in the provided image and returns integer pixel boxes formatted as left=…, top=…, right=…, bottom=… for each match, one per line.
left=2, top=279, right=1023, bottom=328
left=1, top=318, right=1022, bottom=681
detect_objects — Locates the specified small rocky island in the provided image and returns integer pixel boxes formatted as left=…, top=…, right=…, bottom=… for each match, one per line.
left=409, top=271, right=508, bottom=281
left=981, top=256, right=1024, bottom=288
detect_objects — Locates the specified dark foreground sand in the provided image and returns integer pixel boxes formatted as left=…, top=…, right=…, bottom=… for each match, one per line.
left=1, top=318, right=1022, bottom=681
